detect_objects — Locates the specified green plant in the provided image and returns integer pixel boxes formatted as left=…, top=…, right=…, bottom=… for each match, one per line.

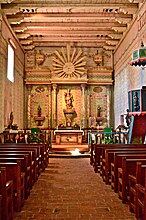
left=104, top=135, right=115, bottom=144
left=29, top=133, right=41, bottom=143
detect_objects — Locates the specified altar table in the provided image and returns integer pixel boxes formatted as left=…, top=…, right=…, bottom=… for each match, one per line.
left=54, top=130, right=84, bottom=145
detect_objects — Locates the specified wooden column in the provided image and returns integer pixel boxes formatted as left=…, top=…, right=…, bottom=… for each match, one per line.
left=47, top=84, right=52, bottom=129
left=26, top=85, right=32, bottom=128
left=81, top=84, right=87, bottom=128
left=106, top=85, right=111, bottom=127
left=52, top=84, right=58, bottom=129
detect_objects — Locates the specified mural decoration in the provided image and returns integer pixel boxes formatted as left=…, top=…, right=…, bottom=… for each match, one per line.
left=29, top=85, right=49, bottom=128
left=52, top=44, right=86, bottom=78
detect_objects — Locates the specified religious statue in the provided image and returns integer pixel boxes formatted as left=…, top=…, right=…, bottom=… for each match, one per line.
left=8, top=112, right=14, bottom=128
left=97, top=105, right=101, bottom=117
left=34, top=105, right=45, bottom=126
left=63, top=89, right=76, bottom=127
left=133, top=91, right=140, bottom=111
left=64, top=89, right=74, bottom=109
left=96, top=105, right=104, bottom=128
left=38, top=105, right=42, bottom=117
left=125, top=109, right=131, bottom=127
left=89, top=114, right=96, bottom=128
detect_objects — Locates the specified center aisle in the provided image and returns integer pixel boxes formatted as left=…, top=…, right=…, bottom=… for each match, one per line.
left=14, top=158, right=136, bottom=220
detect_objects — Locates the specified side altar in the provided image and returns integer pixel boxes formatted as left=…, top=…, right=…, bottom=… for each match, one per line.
left=54, top=129, right=84, bottom=145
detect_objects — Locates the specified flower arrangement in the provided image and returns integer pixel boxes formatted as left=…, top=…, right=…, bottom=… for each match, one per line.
left=28, top=132, right=41, bottom=143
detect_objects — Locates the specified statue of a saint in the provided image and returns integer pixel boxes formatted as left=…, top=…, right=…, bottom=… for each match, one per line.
left=125, top=109, right=131, bottom=127
left=97, top=105, right=101, bottom=117
left=89, top=114, right=96, bottom=128
left=38, top=105, right=42, bottom=117
left=63, top=89, right=76, bottom=127
left=8, top=112, right=14, bottom=129
left=64, top=89, right=74, bottom=109
left=133, top=92, right=140, bottom=111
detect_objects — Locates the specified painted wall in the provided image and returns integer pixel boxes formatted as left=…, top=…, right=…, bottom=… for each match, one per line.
left=114, top=1, right=146, bottom=128
left=0, top=17, right=25, bottom=132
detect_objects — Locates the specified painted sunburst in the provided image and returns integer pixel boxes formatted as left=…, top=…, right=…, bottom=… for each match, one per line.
left=52, top=44, right=86, bottom=78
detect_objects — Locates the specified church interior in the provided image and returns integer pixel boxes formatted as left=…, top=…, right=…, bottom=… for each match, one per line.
left=0, top=0, right=146, bottom=219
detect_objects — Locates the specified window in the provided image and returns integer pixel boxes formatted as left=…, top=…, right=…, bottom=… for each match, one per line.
left=7, top=44, right=14, bottom=82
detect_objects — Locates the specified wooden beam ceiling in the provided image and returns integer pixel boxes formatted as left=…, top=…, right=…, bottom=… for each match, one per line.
left=0, top=0, right=144, bottom=51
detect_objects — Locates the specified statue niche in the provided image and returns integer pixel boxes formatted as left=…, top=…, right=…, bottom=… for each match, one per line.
left=63, top=89, right=76, bottom=128
left=34, top=105, right=45, bottom=126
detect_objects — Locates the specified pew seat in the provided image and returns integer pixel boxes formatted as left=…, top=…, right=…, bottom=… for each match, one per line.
left=0, top=161, right=24, bottom=212
left=118, top=158, right=146, bottom=203
left=0, top=157, right=28, bottom=204
left=102, top=148, right=146, bottom=185
left=91, top=144, right=146, bottom=173
left=111, top=152, right=146, bottom=193
left=0, top=148, right=37, bottom=185
left=134, top=163, right=146, bottom=219
left=0, top=167, right=13, bottom=220
left=0, top=194, right=2, bottom=220
left=0, top=154, right=31, bottom=199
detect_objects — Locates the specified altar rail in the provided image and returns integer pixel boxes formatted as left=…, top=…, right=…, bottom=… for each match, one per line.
left=88, top=131, right=128, bottom=146
left=0, top=130, right=52, bottom=147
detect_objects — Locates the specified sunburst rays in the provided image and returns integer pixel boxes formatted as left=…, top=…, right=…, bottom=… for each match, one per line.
left=52, top=44, right=86, bottom=78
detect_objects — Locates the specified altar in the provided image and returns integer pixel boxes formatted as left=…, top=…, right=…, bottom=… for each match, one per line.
left=54, top=130, right=84, bottom=145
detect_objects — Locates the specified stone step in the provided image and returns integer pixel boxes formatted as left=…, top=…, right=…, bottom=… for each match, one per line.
left=49, top=150, right=90, bottom=158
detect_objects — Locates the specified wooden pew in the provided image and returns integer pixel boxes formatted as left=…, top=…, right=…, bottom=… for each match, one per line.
left=0, top=147, right=38, bottom=184
left=0, top=150, right=34, bottom=189
left=0, top=160, right=24, bottom=212
left=135, top=163, right=146, bottom=220
left=0, top=167, right=13, bottom=220
left=111, top=152, right=146, bottom=192
left=101, top=148, right=146, bottom=184
left=92, top=144, right=146, bottom=173
left=0, top=153, right=31, bottom=199
left=0, top=143, right=49, bottom=172
left=128, top=162, right=146, bottom=215
left=25, top=143, right=47, bottom=173
left=0, top=194, right=2, bottom=220
left=118, top=158, right=146, bottom=203
left=0, top=143, right=47, bottom=179
left=0, top=156, right=28, bottom=203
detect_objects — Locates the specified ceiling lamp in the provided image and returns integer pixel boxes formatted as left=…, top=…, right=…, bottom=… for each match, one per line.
left=130, top=42, right=146, bottom=66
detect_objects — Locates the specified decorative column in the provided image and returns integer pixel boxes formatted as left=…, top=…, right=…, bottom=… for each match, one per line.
left=47, top=84, right=52, bottom=129
left=87, top=86, right=91, bottom=127
left=81, top=84, right=87, bottom=128
left=106, top=85, right=111, bottom=127
left=52, top=84, right=58, bottom=129
left=26, top=85, right=32, bottom=128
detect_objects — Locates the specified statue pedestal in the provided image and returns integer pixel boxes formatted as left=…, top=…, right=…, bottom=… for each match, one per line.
left=34, top=116, right=45, bottom=126
left=54, top=130, right=84, bottom=145
left=63, top=108, right=75, bottom=127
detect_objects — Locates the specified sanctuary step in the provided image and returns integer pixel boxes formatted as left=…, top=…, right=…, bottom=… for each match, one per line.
left=50, top=144, right=90, bottom=158
left=51, top=144, right=89, bottom=152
